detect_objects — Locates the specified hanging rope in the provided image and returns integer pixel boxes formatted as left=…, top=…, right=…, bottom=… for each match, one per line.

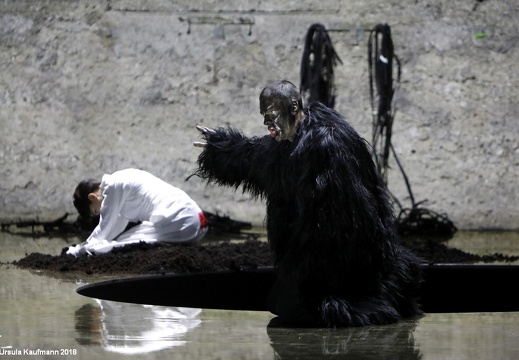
left=368, top=23, right=401, bottom=180
left=368, top=23, right=457, bottom=238
left=300, top=23, right=342, bottom=108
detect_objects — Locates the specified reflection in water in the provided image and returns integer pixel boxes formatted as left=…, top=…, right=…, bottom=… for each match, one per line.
left=75, top=300, right=201, bottom=355
left=267, top=318, right=422, bottom=360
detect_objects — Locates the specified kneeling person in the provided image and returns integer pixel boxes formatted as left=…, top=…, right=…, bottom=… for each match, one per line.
left=66, top=168, right=207, bottom=256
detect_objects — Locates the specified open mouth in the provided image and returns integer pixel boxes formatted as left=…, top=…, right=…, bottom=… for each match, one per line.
left=268, top=126, right=279, bottom=138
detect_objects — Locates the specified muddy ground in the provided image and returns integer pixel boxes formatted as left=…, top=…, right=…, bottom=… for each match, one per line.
left=11, top=235, right=519, bottom=276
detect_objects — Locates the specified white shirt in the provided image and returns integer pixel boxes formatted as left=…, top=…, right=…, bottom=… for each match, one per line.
left=67, top=169, right=206, bottom=256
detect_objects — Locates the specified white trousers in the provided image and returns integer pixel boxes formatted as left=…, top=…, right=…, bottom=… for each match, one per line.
left=67, top=210, right=208, bottom=256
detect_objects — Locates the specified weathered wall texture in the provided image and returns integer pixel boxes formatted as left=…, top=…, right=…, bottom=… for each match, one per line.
left=1, top=0, right=518, bottom=229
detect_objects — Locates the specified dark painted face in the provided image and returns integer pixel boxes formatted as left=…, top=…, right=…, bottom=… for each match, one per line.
left=260, top=95, right=297, bottom=142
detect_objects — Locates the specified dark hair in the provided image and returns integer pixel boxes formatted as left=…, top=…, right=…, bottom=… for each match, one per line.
left=73, top=179, right=101, bottom=219
left=260, top=80, right=304, bottom=115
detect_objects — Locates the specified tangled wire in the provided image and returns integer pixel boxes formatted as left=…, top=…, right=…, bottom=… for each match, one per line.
left=300, top=23, right=342, bottom=108
left=368, top=24, right=457, bottom=238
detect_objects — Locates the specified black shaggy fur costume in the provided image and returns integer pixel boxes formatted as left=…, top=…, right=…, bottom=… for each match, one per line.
left=195, top=102, right=423, bottom=327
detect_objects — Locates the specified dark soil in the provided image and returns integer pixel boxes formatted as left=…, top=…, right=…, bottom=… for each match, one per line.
left=11, top=236, right=519, bottom=276
left=13, top=240, right=273, bottom=275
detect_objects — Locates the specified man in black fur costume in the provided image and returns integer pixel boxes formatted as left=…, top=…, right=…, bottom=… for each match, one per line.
left=193, top=80, right=422, bottom=327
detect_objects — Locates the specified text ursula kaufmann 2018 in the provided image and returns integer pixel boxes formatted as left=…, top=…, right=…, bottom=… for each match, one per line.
left=0, top=348, right=77, bottom=356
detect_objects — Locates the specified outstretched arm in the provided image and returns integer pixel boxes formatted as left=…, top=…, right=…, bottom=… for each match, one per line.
left=193, top=125, right=274, bottom=198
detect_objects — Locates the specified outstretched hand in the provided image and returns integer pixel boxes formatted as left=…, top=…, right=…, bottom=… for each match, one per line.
left=193, top=125, right=216, bottom=148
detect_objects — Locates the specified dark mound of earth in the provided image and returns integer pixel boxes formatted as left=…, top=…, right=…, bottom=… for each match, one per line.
left=13, top=241, right=272, bottom=275
left=11, top=237, right=519, bottom=276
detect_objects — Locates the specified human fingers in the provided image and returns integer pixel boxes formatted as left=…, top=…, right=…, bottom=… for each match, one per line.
left=196, top=125, right=216, bottom=134
left=193, top=141, right=207, bottom=148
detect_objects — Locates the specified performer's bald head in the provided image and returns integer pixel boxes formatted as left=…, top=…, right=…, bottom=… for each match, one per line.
left=260, top=80, right=304, bottom=142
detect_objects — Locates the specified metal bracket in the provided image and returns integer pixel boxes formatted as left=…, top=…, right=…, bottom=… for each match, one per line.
left=179, top=16, right=255, bottom=35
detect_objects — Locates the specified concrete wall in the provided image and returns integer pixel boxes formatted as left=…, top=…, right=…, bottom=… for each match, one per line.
left=1, top=0, right=518, bottom=230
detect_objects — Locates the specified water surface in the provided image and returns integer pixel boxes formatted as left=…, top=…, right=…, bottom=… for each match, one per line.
left=1, top=230, right=518, bottom=359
